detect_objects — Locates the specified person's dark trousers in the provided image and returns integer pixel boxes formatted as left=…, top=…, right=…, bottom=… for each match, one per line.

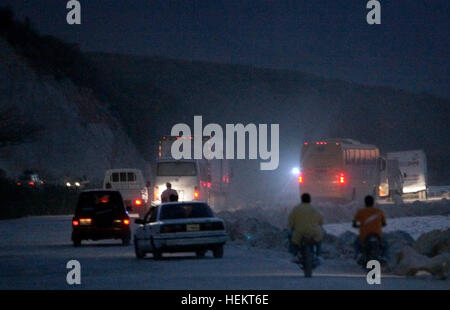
left=287, top=230, right=321, bottom=257
left=354, top=236, right=389, bottom=261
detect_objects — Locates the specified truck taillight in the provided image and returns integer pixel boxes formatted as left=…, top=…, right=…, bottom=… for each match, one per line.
left=194, top=187, right=199, bottom=199
left=339, top=173, right=345, bottom=184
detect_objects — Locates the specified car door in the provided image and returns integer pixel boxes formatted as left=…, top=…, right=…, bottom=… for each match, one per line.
left=140, top=206, right=159, bottom=251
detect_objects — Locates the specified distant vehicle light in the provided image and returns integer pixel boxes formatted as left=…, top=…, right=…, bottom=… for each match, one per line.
left=75, top=182, right=81, bottom=187
left=298, top=173, right=303, bottom=183
left=66, top=182, right=71, bottom=187
left=123, top=219, right=130, bottom=225
left=134, top=199, right=142, bottom=206
left=194, top=187, right=199, bottom=199
left=339, top=173, right=345, bottom=184
left=79, top=218, right=92, bottom=225
left=154, top=186, right=159, bottom=201
left=291, top=167, right=300, bottom=175
left=72, top=220, right=79, bottom=226
left=29, top=181, right=35, bottom=186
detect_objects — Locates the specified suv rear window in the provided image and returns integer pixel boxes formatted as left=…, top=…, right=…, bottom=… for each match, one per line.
left=159, top=203, right=213, bottom=220
left=76, top=191, right=125, bottom=213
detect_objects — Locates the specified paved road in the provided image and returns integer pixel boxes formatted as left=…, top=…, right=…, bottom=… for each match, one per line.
left=0, top=215, right=448, bottom=290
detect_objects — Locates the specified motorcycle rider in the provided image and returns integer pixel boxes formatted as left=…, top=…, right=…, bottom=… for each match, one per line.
left=353, top=195, right=388, bottom=263
left=288, top=193, right=324, bottom=263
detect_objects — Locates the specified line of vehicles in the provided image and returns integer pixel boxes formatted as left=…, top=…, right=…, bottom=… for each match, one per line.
left=298, top=138, right=428, bottom=203
left=70, top=135, right=233, bottom=258
left=70, top=136, right=429, bottom=263
left=102, top=135, right=233, bottom=218
left=71, top=189, right=228, bottom=259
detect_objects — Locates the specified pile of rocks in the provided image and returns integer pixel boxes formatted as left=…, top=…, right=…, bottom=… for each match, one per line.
left=392, top=229, right=450, bottom=279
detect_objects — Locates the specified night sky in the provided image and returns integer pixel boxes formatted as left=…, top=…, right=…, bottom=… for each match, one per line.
left=2, top=0, right=449, bottom=98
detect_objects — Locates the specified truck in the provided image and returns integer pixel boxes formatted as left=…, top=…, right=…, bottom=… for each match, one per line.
left=152, top=136, right=232, bottom=209
left=103, top=168, right=150, bottom=217
left=378, top=157, right=404, bottom=201
left=386, top=150, right=427, bottom=200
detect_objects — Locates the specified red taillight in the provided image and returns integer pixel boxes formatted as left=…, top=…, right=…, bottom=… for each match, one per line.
left=194, top=187, right=199, bottom=199
left=339, top=173, right=345, bottom=184
left=134, top=199, right=142, bottom=206
left=123, top=219, right=130, bottom=225
left=298, top=173, right=303, bottom=183
left=154, top=187, right=159, bottom=201
left=72, top=220, right=79, bottom=226
left=29, top=181, right=35, bottom=186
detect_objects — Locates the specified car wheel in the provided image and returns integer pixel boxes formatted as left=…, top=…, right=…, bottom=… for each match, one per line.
left=134, top=240, right=145, bottom=259
left=196, top=250, right=206, bottom=258
left=73, top=238, right=81, bottom=247
left=212, top=245, right=224, bottom=258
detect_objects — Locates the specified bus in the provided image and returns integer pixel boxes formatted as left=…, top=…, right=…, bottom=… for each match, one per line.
left=299, top=139, right=383, bottom=202
left=152, top=136, right=232, bottom=208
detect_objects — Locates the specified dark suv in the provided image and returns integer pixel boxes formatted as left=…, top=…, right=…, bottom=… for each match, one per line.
left=71, top=190, right=131, bottom=247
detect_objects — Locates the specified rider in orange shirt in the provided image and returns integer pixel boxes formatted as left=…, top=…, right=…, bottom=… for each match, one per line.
left=353, top=195, right=388, bottom=262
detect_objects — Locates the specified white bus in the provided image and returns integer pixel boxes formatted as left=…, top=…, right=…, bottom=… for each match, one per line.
left=299, top=139, right=383, bottom=202
left=152, top=136, right=232, bottom=208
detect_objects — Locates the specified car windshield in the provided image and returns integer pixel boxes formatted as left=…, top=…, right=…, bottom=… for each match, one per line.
left=157, top=162, right=197, bottom=176
left=76, top=191, right=125, bottom=213
left=159, top=203, right=214, bottom=220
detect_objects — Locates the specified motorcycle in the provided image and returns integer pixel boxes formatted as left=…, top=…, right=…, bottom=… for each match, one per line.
left=356, top=233, right=386, bottom=267
left=352, top=219, right=387, bottom=267
left=295, top=237, right=320, bottom=278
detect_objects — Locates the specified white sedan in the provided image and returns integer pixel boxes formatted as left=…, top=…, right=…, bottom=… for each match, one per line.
left=133, top=202, right=228, bottom=259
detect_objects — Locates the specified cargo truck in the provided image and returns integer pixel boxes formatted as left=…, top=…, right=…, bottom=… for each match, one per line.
left=387, top=150, right=427, bottom=200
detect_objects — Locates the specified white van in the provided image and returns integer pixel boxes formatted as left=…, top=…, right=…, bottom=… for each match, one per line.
left=103, top=169, right=149, bottom=217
